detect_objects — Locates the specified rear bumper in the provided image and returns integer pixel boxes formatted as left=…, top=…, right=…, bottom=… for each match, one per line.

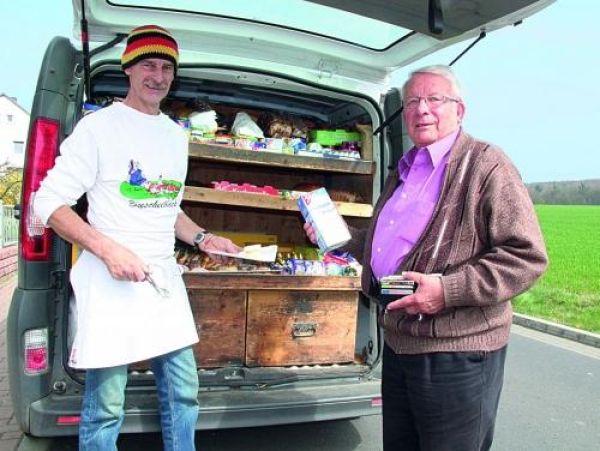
left=28, top=378, right=381, bottom=437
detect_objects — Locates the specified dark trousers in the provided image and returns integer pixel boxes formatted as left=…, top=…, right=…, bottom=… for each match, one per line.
left=382, top=344, right=507, bottom=451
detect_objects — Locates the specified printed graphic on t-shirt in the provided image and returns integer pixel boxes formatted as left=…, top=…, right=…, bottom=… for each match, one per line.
left=120, top=160, right=182, bottom=202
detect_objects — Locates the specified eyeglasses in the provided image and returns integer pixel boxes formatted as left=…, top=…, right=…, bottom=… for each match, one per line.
left=403, top=95, right=460, bottom=110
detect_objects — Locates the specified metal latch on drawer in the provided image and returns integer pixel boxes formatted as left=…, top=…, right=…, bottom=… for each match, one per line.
left=292, top=322, right=318, bottom=338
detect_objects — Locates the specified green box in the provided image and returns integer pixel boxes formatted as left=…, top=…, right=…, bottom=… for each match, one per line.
left=309, top=129, right=361, bottom=146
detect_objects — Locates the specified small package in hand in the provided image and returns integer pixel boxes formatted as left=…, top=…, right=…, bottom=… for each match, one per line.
left=377, top=275, right=418, bottom=307
left=297, top=188, right=351, bottom=252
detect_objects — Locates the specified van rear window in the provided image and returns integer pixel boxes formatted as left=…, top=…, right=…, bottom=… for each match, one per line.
left=110, top=0, right=412, bottom=49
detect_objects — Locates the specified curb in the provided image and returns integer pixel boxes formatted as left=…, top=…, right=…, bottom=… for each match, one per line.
left=0, top=273, right=16, bottom=287
left=513, top=313, right=600, bottom=348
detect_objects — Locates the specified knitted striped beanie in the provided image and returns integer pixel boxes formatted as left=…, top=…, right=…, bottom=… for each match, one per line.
left=121, top=25, right=179, bottom=71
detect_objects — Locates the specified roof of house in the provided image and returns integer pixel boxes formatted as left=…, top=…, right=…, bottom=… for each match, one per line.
left=0, top=93, right=30, bottom=115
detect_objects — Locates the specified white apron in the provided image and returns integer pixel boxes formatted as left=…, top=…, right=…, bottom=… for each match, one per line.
left=34, top=102, right=199, bottom=369
left=69, top=252, right=198, bottom=368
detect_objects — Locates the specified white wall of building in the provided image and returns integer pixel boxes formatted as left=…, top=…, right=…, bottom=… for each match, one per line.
left=0, top=94, right=29, bottom=169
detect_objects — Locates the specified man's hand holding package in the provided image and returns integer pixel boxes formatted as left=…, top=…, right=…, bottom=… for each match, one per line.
left=303, top=222, right=317, bottom=245
left=386, top=271, right=445, bottom=315
left=199, top=234, right=242, bottom=264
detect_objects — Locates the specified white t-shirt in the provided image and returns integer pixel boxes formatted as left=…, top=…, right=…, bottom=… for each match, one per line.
left=34, top=102, right=199, bottom=369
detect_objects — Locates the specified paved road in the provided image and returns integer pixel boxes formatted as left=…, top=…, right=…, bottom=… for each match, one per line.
left=494, top=325, right=600, bottom=451
left=2, top=273, right=600, bottom=450
left=0, top=275, right=21, bottom=451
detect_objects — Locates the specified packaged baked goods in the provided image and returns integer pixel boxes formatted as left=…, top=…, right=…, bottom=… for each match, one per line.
left=297, top=188, right=351, bottom=252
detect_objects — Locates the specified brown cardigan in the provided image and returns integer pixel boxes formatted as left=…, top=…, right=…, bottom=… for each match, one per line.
left=346, top=131, right=548, bottom=354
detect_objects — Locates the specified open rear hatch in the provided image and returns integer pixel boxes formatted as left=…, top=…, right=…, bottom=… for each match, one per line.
left=74, top=0, right=555, bottom=88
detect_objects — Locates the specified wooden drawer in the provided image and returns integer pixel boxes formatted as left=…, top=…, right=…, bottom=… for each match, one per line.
left=246, top=290, right=358, bottom=367
left=188, top=289, right=247, bottom=368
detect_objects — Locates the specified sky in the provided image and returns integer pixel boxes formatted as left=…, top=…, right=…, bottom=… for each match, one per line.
left=1, top=0, right=599, bottom=183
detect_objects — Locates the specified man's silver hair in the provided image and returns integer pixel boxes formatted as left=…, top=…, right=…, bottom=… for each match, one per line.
left=401, top=65, right=462, bottom=99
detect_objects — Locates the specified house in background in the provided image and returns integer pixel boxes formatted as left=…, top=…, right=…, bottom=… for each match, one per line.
left=0, top=93, right=29, bottom=169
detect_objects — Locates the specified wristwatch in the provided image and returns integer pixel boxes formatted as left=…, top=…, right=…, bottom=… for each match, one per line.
left=193, top=230, right=210, bottom=246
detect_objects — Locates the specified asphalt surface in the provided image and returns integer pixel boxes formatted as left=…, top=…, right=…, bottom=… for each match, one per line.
left=2, top=273, right=600, bottom=450
left=0, top=275, right=21, bottom=451
left=494, top=325, right=600, bottom=451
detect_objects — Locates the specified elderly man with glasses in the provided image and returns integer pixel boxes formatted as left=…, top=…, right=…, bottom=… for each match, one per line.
left=304, top=65, right=548, bottom=451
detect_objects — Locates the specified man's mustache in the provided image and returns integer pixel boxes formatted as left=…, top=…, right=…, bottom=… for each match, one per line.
left=145, top=83, right=168, bottom=90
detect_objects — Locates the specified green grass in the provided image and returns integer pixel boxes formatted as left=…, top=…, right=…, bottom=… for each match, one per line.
left=514, top=205, right=600, bottom=333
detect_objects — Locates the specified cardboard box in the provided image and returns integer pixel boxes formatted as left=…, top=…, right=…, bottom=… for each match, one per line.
left=218, top=231, right=278, bottom=247
left=297, top=188, right=351, bottom=252
left=309, top=129, right=361, bottom=146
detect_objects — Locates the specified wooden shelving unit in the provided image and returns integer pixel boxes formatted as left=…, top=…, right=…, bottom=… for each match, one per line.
left=183, top=273, right=361, bottom=291
left=179, top=132, right=373, bottom=369
left=188, top=142, right=375, bottom=175
left=183, top=186, right=373, bottom=218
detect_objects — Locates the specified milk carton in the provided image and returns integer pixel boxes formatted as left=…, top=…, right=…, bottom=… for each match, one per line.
left=297, top=188, right=351, bottom=252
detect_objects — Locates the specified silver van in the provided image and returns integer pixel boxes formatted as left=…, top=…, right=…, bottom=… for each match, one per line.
left=7, top=0, right=554, bottom=447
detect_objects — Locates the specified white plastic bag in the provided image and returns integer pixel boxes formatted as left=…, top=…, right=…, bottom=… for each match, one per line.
left=231, top=112, right=264, bottom=138
left=188, top=110, right=218, bottom=133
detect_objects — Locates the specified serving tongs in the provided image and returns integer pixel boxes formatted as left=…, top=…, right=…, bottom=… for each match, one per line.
left=145, top=270, right=170, bottom=298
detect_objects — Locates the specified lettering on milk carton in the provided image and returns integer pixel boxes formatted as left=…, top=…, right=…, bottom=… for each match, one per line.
left=297, top=188, right=351, bottom=252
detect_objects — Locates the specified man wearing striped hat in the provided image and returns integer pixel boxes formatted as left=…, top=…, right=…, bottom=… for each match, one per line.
left=33, top=25, right=240, bottom=450
left=120, top=25, right=180, bottom=114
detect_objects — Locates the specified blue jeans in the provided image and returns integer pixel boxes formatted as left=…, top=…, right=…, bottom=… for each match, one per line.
left=79, top=346, right=199, bottom=451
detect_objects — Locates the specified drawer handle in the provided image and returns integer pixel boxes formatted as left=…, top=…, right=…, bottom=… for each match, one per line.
left=292, top=322, right=317, bottom=338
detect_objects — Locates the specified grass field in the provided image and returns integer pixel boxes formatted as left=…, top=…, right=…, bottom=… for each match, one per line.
left=513, top=205, right=600, bottom=333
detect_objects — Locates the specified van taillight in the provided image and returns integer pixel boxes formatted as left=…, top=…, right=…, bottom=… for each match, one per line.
left=24, top=328, right=49, bottom=375
left=20, top=118, right=59, bottom=261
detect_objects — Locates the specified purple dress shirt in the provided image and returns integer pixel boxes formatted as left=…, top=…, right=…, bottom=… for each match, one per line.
left=370, top=129, right=459, bottom=278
